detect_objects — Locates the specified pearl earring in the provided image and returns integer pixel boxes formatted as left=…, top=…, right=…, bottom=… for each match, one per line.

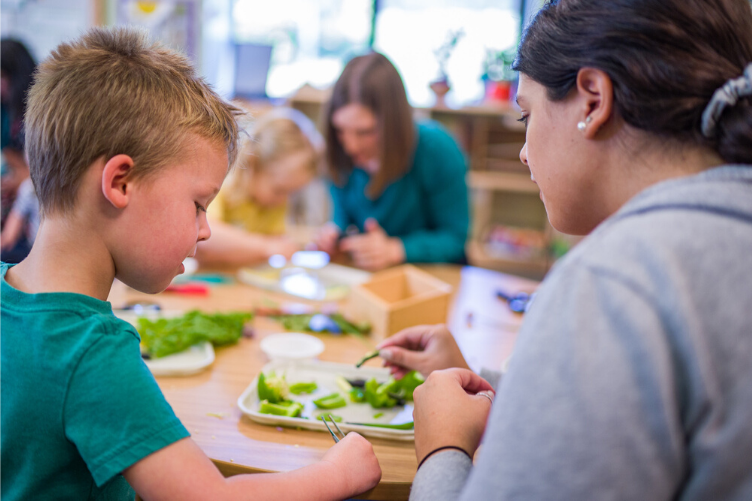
left=577, top=115, right=593, bottom=132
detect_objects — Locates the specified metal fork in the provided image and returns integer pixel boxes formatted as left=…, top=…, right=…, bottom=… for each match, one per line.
left=321, top=414, right=346, bottom=443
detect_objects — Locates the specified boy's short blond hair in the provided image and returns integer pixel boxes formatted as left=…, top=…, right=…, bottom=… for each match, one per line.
left=25, top=27, right=242, bottom=215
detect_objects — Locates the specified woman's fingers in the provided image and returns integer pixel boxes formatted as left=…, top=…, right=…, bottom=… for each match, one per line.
left=378, top=346, right=424, bottom=371
left=412, top=368, right=495, bottom=463
left=377, top=325, right=432, bottom=350
left=443, top=368, right=495, bottom=394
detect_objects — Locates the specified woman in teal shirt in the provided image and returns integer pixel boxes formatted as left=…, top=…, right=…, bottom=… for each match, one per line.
left=314, top=52, right=469, bottom=271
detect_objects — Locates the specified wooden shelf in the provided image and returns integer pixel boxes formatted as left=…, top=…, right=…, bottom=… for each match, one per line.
left=467, top=171, right=539, bottom=194
left=419, top=103, right=519, bottom=119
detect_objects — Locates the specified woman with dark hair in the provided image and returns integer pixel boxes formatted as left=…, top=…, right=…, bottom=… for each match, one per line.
left=314, top=52, right=469, bottom=271
left=375, top=1, right=752, bottom=499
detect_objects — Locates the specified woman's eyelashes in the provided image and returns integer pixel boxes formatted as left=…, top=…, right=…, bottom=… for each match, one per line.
left=517, top=114, right=529, bottom=128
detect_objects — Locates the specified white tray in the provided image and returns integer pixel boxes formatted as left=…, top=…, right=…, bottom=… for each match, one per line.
left=114, top=310, right=215, bottom=376
left=238, top=360, right=415, bottom=441
left=237, top=264, right=371, bottom=301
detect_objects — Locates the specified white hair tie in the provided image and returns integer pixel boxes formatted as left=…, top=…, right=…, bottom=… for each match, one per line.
left=701, top=63, right=752, bottom=138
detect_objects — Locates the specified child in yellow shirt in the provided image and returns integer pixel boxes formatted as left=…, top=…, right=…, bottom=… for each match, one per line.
left=196, top=108, right=323, bottom=266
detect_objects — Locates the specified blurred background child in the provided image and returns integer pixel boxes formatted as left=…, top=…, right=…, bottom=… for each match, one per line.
left=1, top=39, right=37, bottom=262
left=0, top=176, right=39, bottom=263
left=196, top=108, right=324, bottom=267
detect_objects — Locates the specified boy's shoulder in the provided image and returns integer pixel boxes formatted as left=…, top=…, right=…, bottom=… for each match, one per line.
left=1, top=262, right=141, bottom=353
left=2, top=261, right=187, bottom=495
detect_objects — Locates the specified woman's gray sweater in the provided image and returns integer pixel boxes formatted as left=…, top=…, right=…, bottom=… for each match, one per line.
left=411, top=166, right=752, bottom=501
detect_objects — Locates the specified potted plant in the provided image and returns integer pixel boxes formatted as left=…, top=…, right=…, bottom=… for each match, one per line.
left=481, top=48, right=517, bottom=103
left=429, top=29, right=464, bottom=107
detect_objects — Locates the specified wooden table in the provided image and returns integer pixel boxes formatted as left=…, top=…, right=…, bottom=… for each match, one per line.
left=108, top=265, right=538, bottom=500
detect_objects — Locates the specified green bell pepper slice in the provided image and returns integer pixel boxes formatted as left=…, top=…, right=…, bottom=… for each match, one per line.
left=257, top=372, right=288, bottom=404
left=313, top=392, right=347, bottom=410
left=289, top=381, right=318, bottom=395
left=364, top=377, right=398, bottom=408
left=349, top=387, right=366, bottom=403
left=397, top=370, right=425, bottom=401
left=259, top=400, right=303, bottom=417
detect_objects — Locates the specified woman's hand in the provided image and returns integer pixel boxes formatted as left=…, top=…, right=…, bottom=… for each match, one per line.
left=313, top=222, right=341, bottom=255
left=339, top=218, right=405, bottom=271
left=320, top=432, right=382, bottom=497
left=377, top=324, right=470, bottom=379
left=413, top=369, right=495, bottom=465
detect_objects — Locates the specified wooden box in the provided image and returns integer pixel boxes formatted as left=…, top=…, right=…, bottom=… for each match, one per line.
left=346, top=265, right=453, bottom=341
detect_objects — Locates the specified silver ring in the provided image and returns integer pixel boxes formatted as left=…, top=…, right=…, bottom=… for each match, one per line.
left=477, top=391, right=495, bottom=404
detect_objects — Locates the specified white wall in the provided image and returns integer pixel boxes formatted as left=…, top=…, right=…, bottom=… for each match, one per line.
left=1, top=0, right=93, bottom=63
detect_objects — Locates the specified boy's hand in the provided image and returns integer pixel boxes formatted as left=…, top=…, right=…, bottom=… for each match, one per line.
left=339, top=219, right=405, bottom=271
left=320, top=432, right=382, bottom=497
left=313, top=222, right=341, bottom=255
left=377, top=324, right=470, bottom=379
left=412, top=369, right=495, bottom=465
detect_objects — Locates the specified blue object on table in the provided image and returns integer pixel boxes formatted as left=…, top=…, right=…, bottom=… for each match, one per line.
left=496, top=290, right=535, bottom=314
left=172, top=273, right=233, bottom=285
left=120, top=301, right=162, bottom=314
left=308, top=314, right=342, bottom=334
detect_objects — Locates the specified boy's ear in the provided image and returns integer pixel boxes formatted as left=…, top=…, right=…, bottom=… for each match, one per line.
left=101, top=154, right=135, bottom=209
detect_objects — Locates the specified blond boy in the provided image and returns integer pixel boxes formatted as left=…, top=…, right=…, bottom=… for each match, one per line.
left=0, top=27, right=380, bottom=500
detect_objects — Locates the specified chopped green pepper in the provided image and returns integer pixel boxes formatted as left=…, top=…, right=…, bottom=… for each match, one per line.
left=373, top=412, right=384, bottom=419
left=271, top=313, right=371, bottom=335
left=349, top=387, right=366, bottom=403
left=355, top=350, right=380, bottom=368
left=257, top=372, right=289, bottom=403
left=259, top=400, right=303, bottom=417
left=313, top=392, right=347, bottom=410
left=335, top=376, right=352, bottom=393
left=397, top=371, right=425, bottom=401
left=329, top=313, right=371, bottom=335
left=364, top=378, right=397, bottom=408
left=289, top=381, right=318, bottom=395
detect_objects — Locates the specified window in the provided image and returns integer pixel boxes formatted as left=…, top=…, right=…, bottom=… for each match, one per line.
left=231, top=0, right=523, bottom=106
left=232, top=0, right=373, bottom=98
left=374, top=0, right=522, bottom=107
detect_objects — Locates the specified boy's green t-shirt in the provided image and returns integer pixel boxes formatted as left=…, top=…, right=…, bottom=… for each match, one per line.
left=0, top=263, right=190, bottom=500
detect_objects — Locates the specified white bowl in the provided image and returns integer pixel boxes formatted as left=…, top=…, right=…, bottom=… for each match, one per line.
left=259, top=333, right=325, bottom=360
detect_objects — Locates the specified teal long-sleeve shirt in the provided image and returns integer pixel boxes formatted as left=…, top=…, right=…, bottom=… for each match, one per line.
left=330, top=121, right=470, bottom=264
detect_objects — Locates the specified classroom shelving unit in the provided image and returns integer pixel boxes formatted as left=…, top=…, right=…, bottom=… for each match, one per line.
left=415, top=105, right=553, bottom=279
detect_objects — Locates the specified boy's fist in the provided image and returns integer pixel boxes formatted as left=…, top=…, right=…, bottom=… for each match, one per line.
left=321, top=432, right=382, bottom=497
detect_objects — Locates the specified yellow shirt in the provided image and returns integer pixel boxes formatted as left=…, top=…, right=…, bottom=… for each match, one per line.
left=209, top=189, right=287, bottom=235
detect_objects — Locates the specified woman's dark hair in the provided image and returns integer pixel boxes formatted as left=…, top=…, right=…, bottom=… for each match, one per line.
left=1, top=39, right=36, bottom=149
left=514, top=0, right=752, bottom=164
left=324, top=52, right=415, bottom=198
